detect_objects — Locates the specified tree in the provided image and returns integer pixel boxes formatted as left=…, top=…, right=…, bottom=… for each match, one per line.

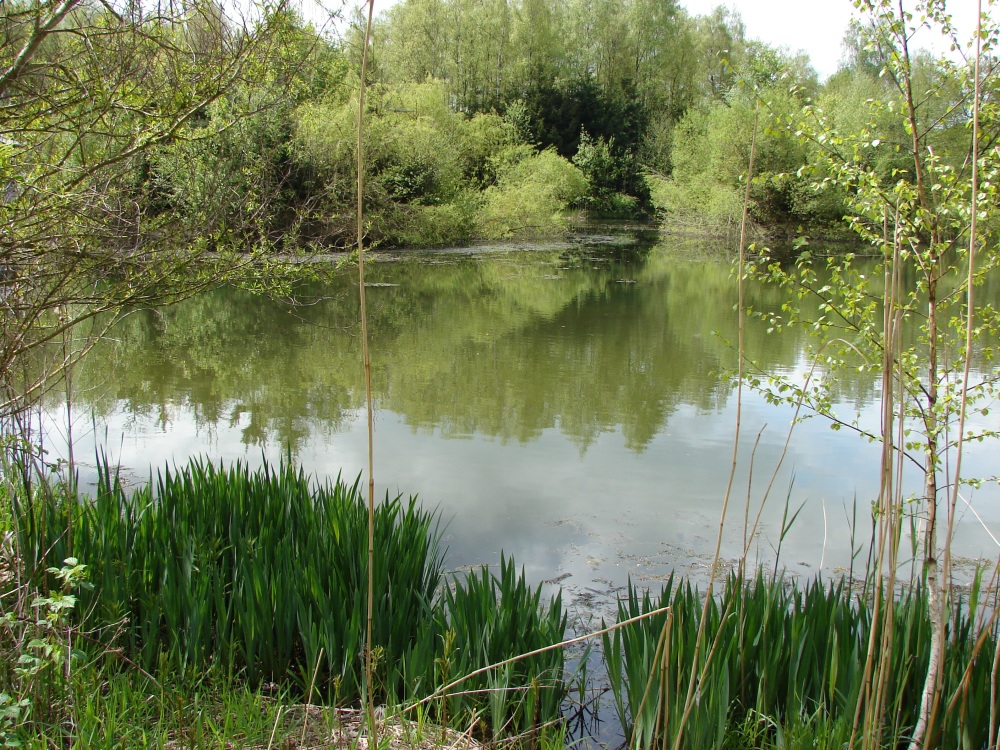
left=509, top=0, right=567, bottom=94
left=0, top=0, right=300, bottom=422
left=652, top=43, right=816, bottom=232
left=155, top=12, right=349, bottom=246
left=747, top=1, right=999, bottom=745
left=692, top=5, right=745, bottom=102
left=376, top=0, right=516, bottom=113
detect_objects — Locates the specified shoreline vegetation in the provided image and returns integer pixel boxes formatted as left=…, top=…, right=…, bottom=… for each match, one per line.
left=2, top=0, right=999, bottom=746
left=0, top=457, right=997, bottom=749
left=2, top=458, right=569, bottom=748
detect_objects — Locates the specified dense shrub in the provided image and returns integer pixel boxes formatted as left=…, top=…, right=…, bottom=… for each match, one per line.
left=572, top=132, right=651, bottom=217
left=476, top=148, right=587, bottom=239
left=292, top=81, right=587, bottom=247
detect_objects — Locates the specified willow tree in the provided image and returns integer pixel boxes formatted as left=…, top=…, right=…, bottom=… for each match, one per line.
left=748, top=0, right=998, bottom=744
left=0, top=0, right=298, bottom=425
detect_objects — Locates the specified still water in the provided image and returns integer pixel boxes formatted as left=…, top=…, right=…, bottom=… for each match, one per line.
left=41, top=227, right=1000, bottom=615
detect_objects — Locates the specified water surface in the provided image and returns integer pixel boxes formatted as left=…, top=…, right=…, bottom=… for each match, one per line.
left=41, top=228, right=1000, bottom=615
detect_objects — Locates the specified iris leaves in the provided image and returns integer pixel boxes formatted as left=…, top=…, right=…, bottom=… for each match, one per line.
left=14, top=457, right=567, bottom=738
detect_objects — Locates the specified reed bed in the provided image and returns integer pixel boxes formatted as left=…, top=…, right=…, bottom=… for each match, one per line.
left=406, top=555, right=568, bottom=741
left=11, top=458, right=567, bottom=738
left=603, top=570, right=998, bottom=749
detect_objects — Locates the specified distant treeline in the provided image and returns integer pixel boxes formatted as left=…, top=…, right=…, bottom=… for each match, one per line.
left=56, top=0, right=982, bottom=249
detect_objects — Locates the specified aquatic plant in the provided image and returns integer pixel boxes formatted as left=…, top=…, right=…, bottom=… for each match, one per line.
left=603, top=570, right=998, bottom=749
left=12, top=457, right=568, bottom=737
left=408, top=555, right=568, bottom=741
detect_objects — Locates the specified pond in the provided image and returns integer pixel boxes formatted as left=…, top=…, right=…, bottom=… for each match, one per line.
left=38, top=226, right=1000, bottom=616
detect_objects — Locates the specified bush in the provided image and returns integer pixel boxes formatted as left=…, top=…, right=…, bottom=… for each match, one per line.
left=153, top=90, right=294, bottom=244
left=647, top=173, right=751, bottom=237
left=458, top=112, right=519, bottom=188
left=0, top=547, right=90, bottom=744
left=572, top=132, right=651, bottom=217
left=663, top=88, right=818, bottom=232
left=396, top=198, right=478, bottom=247
left=292, top=82, right=598, bottom=246
left=475, top=148, right=586, bottom=239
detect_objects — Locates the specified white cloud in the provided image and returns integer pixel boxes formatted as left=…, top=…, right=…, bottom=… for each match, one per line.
left=680, top=0, right=990, bottom=80
left=680, top=0, right=854, bottom=79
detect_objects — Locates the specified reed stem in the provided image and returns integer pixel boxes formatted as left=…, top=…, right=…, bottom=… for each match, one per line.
left=407, top=604, right=671, bottom=712
left=671, top=97, right=759, bottom=750
left=938, top=1, right=983, bottom=743
left=355, top=0, right=378, bottom=743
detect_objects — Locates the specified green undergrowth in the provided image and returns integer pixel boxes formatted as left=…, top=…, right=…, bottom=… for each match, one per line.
left=5, top=457, right=567, bottom=746
left=50, top=667, right=295, bottom=750
left=604, top=570, right=999, bottom=750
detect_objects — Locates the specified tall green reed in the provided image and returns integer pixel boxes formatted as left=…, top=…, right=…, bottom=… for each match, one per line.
left=12, top=456, right=570, bottom=737
left=16, top=458, right=442, bottom=697
left=604, top=571, right=999, bottom=749
left=408, top=555, right=569, bottom=741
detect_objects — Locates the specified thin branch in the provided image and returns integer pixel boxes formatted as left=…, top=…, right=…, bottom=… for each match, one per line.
left=0, top=0, right=82, bottom=96
left=406, top=604, right=673, bottom=711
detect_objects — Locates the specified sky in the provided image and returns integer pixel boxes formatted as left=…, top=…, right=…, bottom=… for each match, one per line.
left=679, top=0, right=986, bottom=80
left=307, top=0, right=988, bottom=82
left=679, top=0, right=856, bottom=79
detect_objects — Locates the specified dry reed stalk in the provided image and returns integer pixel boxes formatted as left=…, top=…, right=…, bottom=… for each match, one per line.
left=861, top=203, right=906, bottom=750
left=301, top=647, right=325, bottom=748
left=741, top=345, right=846, bottom=573
left=405, top=604, right=672, bottom=713
left=266, top=705, right=283, bottom=750
left=355, top=0, right=378, bottom=743
left=658, top=611, right=672, bottom=750
left=943, top=0, right=988, bottom=743
left=686, top=90, right=860, bottom=748
left=946, top=602, right=1000, bottom=718
left=908, top=4, right=986, bottom=746
left=61, top=325, right=75, bottom=495
left=930, top=2, right=984, bottom=744
left=633, top=607, right=671, bottom=743
left=852, top=207, right=888, bottom=750
left=992, top=620, right=1000, bottom=747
